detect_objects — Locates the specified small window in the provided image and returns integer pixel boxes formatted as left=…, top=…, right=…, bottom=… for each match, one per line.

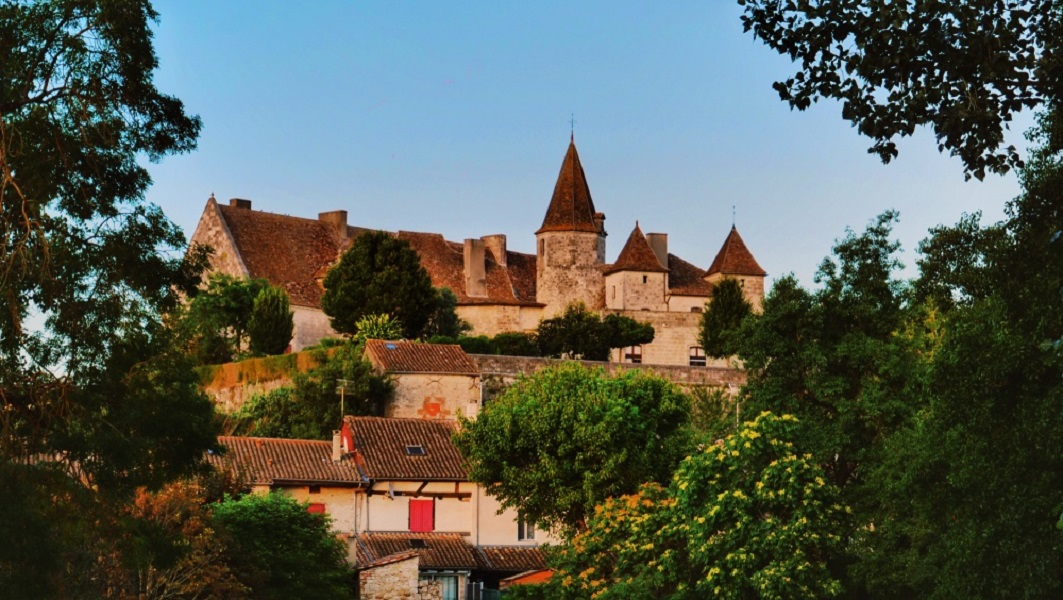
left=409, top=539, right=427, bottom=549
left=420, top=574, right=459, bottom=600
left=624, top=345, right=642, bottom=364
left=611, top=286, right=615, bottom=299
left=410, top=499, right=435, bottom=532
left=406, top=445, right=426, bottom=456
left=690, top=306, right=702, bottom=313
left=642, top=275, right=648, bottom=283
left=518, top=513, right=536, bottom=541
left=308, top=485, right=321, bottom=494
left=689, top=347, right=706, bottom=367
left=307, top=503, right=326, bottom=514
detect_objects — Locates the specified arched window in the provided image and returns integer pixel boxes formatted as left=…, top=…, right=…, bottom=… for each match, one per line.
left=689, top=347, right=706, bottom=367
left=624, top=345, right=642, bottom=364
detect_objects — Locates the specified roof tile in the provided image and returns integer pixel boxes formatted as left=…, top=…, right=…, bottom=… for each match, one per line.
left=605, top=223, right=669, bottom=274
left=476, top=546, right=547, bottom=572
left=536, top=139, right=601, bottom=234
left=364, top=340, right=479, bottom=375
left=345, top=417, right=468, bottom=481
left=706, top=226, right=767, bottom=277
left=356, top=533, right=480, bottom=570
left=667, top=254, right=714, bottom=297
left=209, top=436, right=364, bottom=486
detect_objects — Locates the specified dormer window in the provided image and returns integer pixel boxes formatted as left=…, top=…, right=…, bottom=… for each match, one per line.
left=406, top=445, right=426, bottom=456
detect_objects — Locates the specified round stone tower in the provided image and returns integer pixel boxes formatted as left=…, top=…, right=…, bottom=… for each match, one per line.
left=535, top=137, right=607, bottom=317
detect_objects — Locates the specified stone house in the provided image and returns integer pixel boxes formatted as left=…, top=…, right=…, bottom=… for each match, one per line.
left=188, top=137, right=766, bottom=365
left=363, top=340, right=482, bottom=422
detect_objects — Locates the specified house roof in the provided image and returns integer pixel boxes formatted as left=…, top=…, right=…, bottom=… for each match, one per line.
left=475, top=546, right=547, bottom=572
left=355, top=534, right=547, bottom=573
left=605, top=223, right=669, bottom=275
left=209, top=436, right=365, bottom=486
left=216, top=203, right=347, bottom=307
left=356, top=533, right=480, bottom=570
left=345, top=417, right=468, bottom=481
left=536, top=138, right=601, bottom=235
left=364, top=340, right=479, bottom=375
left=667, top=253, right=715, bottom=297
left=706, top=226, right=767, bottom=277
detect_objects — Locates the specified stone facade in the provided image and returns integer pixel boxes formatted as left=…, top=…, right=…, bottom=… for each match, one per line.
left=536, top=230, right=607, bottom=317
left=384, top=373, right=481, bottom=421
left=359, top=553, right=421, bottom=600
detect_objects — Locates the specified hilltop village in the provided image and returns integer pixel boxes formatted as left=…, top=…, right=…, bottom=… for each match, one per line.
left=189, top=138, right=767, bottom=366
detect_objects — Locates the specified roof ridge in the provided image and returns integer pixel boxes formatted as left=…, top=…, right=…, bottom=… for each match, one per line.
left=605, top=222, right=669, bottom=274
left=705, top=225, right=766, bottom=277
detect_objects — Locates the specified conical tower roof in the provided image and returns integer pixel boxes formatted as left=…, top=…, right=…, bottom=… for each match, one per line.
left=536, top=138, right=601, bottom=235
left=706, top=226, right=766, bottom=277
left=605, top=222, right=668, bottom=274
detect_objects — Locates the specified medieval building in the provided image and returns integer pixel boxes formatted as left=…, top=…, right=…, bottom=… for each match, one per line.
left=189, top=138, right=766, bottom=366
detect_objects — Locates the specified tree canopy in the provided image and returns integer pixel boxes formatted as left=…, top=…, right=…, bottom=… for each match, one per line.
left=321, top=231, right=439, bottom=339
left=698, top=277, right=753, bottom=359
left=739, top=0, right=1063, bottom=179
left=248, top=285, right=294, bottom=356
left=453, top=362, right=691, bottom=535
left=536, top=303, right=655, bottom=361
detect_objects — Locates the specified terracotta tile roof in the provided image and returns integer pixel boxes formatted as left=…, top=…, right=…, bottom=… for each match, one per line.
left=364, top=339, right=479, bottom=375
left=536, top=139, right=601, bottom=235
left=217, top=204, right=343, bottom=307
left=345, top=417, right=468, bottom=481
left=398, top=232, right=540, bottom=307
left=356, top=533, right=480, bottom=570
left=605, top=223, right=669, bottom=275
left=706, top=226, right=767, bottom=277
left=209, top=436, right=365, bottom=486
left=475, top=546, right=547, bottom=572
left=667, top=254, right=715, bottom=297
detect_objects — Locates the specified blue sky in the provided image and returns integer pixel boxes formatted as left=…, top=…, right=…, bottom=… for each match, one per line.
left=147, top=1, right=1032, bottom=288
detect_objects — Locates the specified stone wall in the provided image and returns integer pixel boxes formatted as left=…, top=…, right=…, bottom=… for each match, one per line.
left=470, top=354, right=745, bottom=401
left=604, top=271, right=668, bottom=311
left=291, top=305, right=338, bottom=351
left=386, top=373, right=481, bottom=421
left=359, top=553, right=420, bottom=600
left=605, top=310, right=728, bottom=367
left=536, top=231, right=605, bottom=316
left=188, top=197, right=250, bottom=278
left=457, top=304, right=543, bottom=336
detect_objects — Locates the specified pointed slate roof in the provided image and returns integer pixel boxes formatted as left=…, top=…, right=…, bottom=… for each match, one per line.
left=706, top=226, right=767, bottom=277
left=536, top=138, right=601, bottom=235
left=604, top=222, right=669, bottom=274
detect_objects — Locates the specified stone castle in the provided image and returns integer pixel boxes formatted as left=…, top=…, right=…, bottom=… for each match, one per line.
left=189, top=137, right=766, bottom=366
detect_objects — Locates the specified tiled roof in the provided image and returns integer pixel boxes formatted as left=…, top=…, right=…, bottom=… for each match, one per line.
left=345, top=417, right=468, bottom=481
left=209, top=436, right=365, bottom=486
left=217, top=204, right=344, bottom=307
left=475, top=546, right=547, bottom=572
left=356, top=533, right=480, bottom=570
left=605, top=223, right=669, bottom=275
left=536, top=139, right=601, bottom=235
left=364, top=340, right=479, bottom=375
left=398, top=232, right=540, bottom=307
left=667, top=254, right=714, bottom=297
left=706, top=226, right=767, bottom=277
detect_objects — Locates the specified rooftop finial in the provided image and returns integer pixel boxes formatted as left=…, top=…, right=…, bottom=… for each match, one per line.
left=570, top=113, right=576, bottom=142
left=732, top=205, right=736, bottom=227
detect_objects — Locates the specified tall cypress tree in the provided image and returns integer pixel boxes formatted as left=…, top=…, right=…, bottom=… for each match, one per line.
left=248, top=286, right=294, bottom=355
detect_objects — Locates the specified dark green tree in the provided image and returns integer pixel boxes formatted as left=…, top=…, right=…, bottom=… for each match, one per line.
left=739, top=0, right=1063, bottom=179
left=453, top=362, right=692, bottom=536
left=182, top=273, right=271, bottom=363
left=0, top=1, right=216, bottom=594
left=422, top=287, right=470, bottom=339
left=248, top=285, right=294, bottom=355
left=536, top=303, right=655, bottom=361
left=698, top=277, right=753, bottom=359
left=321, top=231, right=437, bottom=339
left=213, top=492, right=352, bottom=599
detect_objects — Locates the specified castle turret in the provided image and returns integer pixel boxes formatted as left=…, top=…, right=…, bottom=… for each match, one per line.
left=535, top=137, right=607, bottom=316
left=604, top=222, right=669, bottom=311
left=704, top=225, right=767, bottom=311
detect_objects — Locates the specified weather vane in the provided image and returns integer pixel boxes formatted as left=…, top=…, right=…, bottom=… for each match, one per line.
left=732, top=205, right=736, bottom=227
left=570, top=113, right=576, bottom=138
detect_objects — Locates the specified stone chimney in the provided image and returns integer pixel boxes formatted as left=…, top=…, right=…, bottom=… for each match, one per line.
left=481, top=234, right=507, bottom=267
left=229, top=198, right=252, bottom=210
left=332, top=430, right=342, bottom=462
left=318, top=210, right=349, bottom=242
left=646, top=232, right=668, bottom=269
left=463, top=238, right=487, bottom=297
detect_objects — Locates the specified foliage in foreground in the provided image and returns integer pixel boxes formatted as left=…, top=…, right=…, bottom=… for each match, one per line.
left=213, top=492, right=352, bottom=599
left=454, top=362, right=691, bottom=535
left=699, top=277, right=753, bottom=359
left=545, top=412, right=847, bottom=600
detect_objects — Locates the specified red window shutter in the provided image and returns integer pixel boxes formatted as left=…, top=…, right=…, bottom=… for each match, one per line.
left=410, top=499, right=434, bottom=532
left=308, top=503, right=326, bottom=514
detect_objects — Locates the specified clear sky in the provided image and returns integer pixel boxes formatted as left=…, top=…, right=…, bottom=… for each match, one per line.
left=147, top=1, right=1032, bottom=288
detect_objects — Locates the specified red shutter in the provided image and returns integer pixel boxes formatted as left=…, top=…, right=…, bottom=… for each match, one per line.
left=308, top=503, right=326, bottom=514
left=409, top=499, right=434, bottom=532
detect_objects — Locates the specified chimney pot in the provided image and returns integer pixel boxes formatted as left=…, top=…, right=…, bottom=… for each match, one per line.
left=646, top=233, right=668, bottom=269
left=481, top=234, right=507, bottom=267
left=318, top=210, right=349, bottom=242
left=230, top=198, right=252, bottom=210
left=463, top=239, right=487, bottom=298
left=332, top=430, right=343, bottom=462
